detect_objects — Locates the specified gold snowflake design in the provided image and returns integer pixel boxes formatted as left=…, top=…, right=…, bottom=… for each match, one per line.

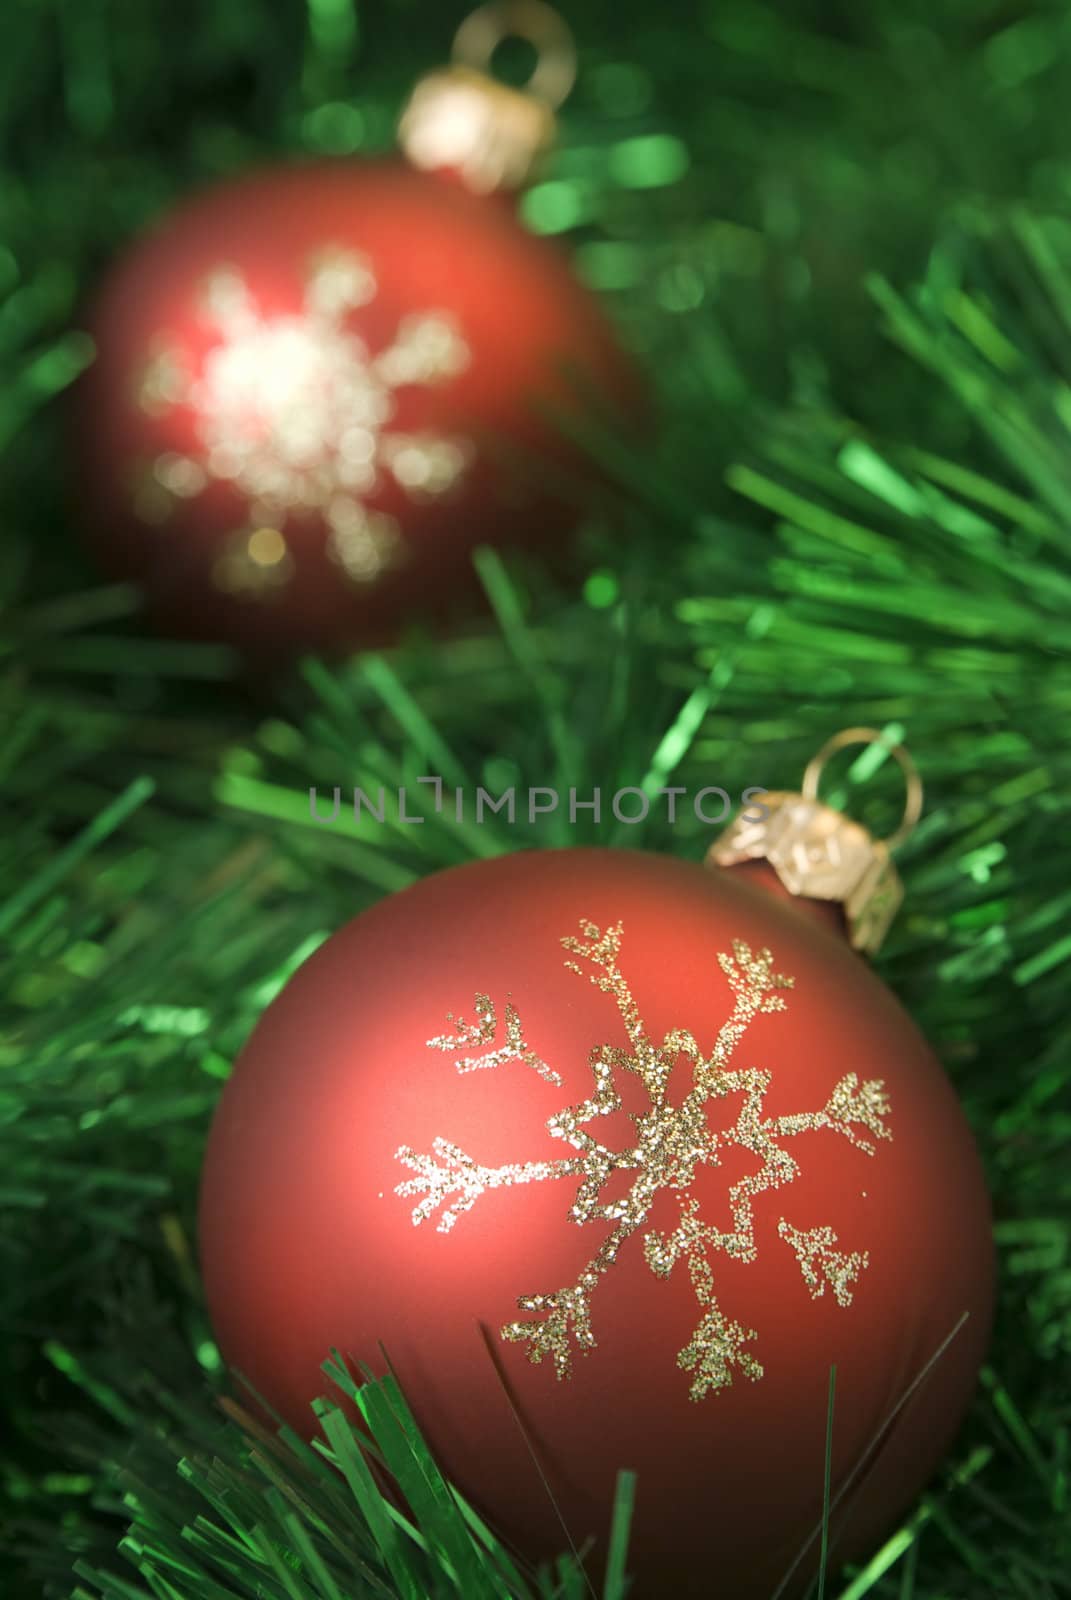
left=134, top=250, right=473, bottom=597
left=395, top=920, right=892, bottom=1400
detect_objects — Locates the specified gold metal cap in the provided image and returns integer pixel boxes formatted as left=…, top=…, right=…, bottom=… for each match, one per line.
left=707, top=729, right=923, bottom=955
left=398, top=3, right=576, bottom=194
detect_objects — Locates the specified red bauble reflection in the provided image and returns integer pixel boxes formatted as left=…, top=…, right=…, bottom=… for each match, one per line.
left=198, top=848, right=994, bottom=1597
left=72, top=161, right=642, bottom=658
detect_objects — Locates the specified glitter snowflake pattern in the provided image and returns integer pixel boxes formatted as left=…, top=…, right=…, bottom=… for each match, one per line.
left=135, top=250, right=472, bottom=597
left=395, top=920, right=893, bottom=1400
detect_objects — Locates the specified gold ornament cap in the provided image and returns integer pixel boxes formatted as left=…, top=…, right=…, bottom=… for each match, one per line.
left=707, top=729, right=923, bottom=956
left=398, top=2, right=576, bottom=194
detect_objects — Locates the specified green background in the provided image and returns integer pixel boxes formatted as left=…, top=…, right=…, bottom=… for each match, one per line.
left=2, top=3, right=1069, bottom=1597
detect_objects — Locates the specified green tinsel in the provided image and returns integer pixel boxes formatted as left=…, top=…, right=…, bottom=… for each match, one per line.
left=2, top=3, right=1069, bottom=1598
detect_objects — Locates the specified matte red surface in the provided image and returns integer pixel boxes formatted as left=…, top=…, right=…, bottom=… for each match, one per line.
left=71, top=159, right=641, bottom=658
left=199, top=850, right=994, bottom=1597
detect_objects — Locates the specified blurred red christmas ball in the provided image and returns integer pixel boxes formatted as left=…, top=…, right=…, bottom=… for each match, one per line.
left=70, top=160, right=642, bottom=658
left=198, top=846, right=993, bottom=1597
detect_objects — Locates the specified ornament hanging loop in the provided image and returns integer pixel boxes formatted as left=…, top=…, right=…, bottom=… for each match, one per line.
left=452, top=1, right=577, bottom=110
left=801, top=727, right=923, bottom=851
left=398, top=2, right=575, bottom=195
left=708, top=728, right=924, bottom=956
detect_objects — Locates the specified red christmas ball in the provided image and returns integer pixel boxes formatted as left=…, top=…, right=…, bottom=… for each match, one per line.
left=198, top=848, right=994, bottom=1597
left=71, top=160, right=641, bottom=658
